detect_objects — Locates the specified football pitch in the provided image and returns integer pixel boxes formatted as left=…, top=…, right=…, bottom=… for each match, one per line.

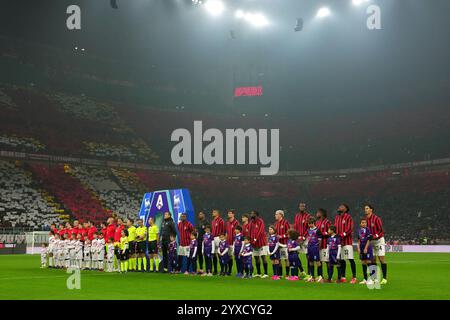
left=1, top=253, right=449, bottom=300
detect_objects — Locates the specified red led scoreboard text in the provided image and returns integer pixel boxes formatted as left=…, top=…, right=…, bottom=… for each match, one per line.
left=234, top=86, right=263, bottom=97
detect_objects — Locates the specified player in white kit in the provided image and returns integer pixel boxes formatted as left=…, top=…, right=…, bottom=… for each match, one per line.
left=97, top=233, right=106, bottom=271
left=83, top=239, right=92, bottom=269
left=63, top=234, right=71, bottom=268
left=91, top=236, right=98, bottom=270
left=68, top=234, right=77, bottom=268
left=74, top=234, right=83, bottom=269
left=47, top=231, right=56, bottom=268
left=40, top=243, right=48, bottom=268
left=106, top=238, right=115, bottom=272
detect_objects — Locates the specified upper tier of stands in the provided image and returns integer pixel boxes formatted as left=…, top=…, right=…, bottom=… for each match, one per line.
left=0, top=83, right=449, bottom=170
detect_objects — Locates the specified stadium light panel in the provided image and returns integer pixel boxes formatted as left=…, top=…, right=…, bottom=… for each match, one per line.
left=352, top=0, right=370, bottom=6
left=235, top=9, right=245, bottom=19
left=316, top=7, right=331, bottom=18
left=204, top=0, right=225, bottom=16
left=245, top=13, right=269, bottom=27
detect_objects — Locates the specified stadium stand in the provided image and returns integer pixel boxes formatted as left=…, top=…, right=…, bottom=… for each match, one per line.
left=26, top=162, right=111, bottom=225
left=70, top=165, right=141, bottom=220
left=0, top=160, right=59, bottom=229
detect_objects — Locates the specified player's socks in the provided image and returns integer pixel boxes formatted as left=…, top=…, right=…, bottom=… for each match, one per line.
left=337, top=266, right=342, bottom=280
left=340, top=260, right=347, bottom=278
left=228, top=259, right=233, bottom=275
left=150, top=259, right=154, bottom=271
left=318, top=265, right=323, bottom=277
left=362, top=264, right=368, bottom=280
left=125, top=261, right=128, bottom=272
left=213, top=255, right=218, bottom=274
left=255, top=257, right=261, bottom=275
left=349, top=259, right=356, bottom=278
left=272, top=264, right=278, bottom=276
left=291, top=267, right=297, bottom=277
left=137, top=258, right=142, bottom=271
left=263, top=262, right=268, bottom=275
left=285, top=266, right=289, bottom=277
left=381, top=263, right=387, bottom=279
left=155, top=258, right=160, bottom=271
left=143, top=257, right=147, bottom=271
left=311, top=266, right=315, bottom=278
left=328, top=266, right=333, bottom=281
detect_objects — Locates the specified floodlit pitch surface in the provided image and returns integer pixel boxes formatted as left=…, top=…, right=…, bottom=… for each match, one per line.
left=0, top=253, right=449, bottom=300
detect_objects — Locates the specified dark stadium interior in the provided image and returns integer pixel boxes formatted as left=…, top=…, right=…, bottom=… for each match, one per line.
left=0, top=0, right=449, bottom=245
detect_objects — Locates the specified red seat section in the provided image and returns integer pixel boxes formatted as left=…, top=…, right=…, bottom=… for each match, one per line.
left=27, top=163, right=110, bottom=225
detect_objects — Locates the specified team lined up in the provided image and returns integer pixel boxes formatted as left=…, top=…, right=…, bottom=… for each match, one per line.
left=41, top=203, right=387, bottom=284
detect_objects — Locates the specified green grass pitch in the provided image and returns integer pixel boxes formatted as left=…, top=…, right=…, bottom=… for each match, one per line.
left=0, top=253, right=449, bottom=300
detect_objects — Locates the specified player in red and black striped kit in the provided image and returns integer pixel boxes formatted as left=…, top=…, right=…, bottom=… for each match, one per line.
left=365, top=204, right=388, bottom=284
left=294, top=202, right=311, bottom=269
left=211, top=209, right=225, bottom=275
left=315, top=208, right=331, bottom=280
left=334, top=204, right=357, bottom=283
left=177, top=213, right=194, bottom=273
left=274, top=210, right=290, bottom=277
left=249, top=210, right=269, bottom=278
left=226, top=210, right=240, bottom=275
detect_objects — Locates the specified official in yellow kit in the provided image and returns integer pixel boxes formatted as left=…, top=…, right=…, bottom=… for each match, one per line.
left=148, top=217, right=160, bottom=272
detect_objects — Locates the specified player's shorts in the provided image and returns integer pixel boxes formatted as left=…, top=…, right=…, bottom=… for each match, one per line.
left=97, top=251, right=105, bottom=261
left=288, top=254, right=301, bottom=267
left=252, top=245, right=269, bottom=256
left=299, top=241, right=308, bottom=254
left=372, top=237, right=386, bottom=257
left=128, top=241, right=136, bottom=254
left=320, top=249, right=329, bottom=262
left=212, top=237, right=220, bottom=254
left=307, top=246, right=320, bottom=262
left=76, top=251, right=83, bottom=260
left=136, top=241, right=146, bottom=254
left=179, top=245, right=190, bottom=257
left=120, top=249, right=129, bottom=261
left=279, top=246, right=288, bottom=260
left=270, top=249, right=281, bottom=261
left=359, top=246, right=374, bottom=261
left=339, top=245, right=354, bottom=260
left=148, top=240, right=158, bottom=254
left=48, top=246, right=54, bottom=255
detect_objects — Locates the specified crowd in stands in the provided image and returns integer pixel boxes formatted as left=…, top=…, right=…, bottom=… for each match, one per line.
left=26, top=162, right=111, bottom=225
left=0, top=84, right=159, bottom=163
left=70, top=165, right=141, bottom=220
left=0, top=160, right=59, bottom=229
